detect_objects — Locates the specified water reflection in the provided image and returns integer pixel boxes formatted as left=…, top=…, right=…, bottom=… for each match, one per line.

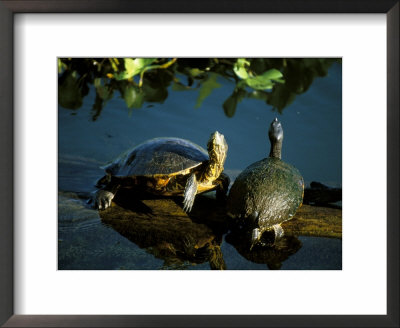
left=58, top=58, right=339, bottom=120
left=58, top=58, right=342, bottom=270
left=96, top=188, right=319, bottom=270
left=99, top=189, right=227, bottom=270
left=225, top=230, right=302, bottom=270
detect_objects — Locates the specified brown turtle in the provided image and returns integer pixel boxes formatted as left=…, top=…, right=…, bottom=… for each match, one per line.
left=91, top=132, right=229, bottom=212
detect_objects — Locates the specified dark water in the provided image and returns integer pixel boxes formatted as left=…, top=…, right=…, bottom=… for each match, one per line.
left=58, top=62, right=342, bottom=270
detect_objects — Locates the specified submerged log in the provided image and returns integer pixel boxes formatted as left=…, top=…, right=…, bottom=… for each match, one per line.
left=283, top=203, right=342, bottom=239
left=75, top=187, right=342, bottom=240
left=304, top=181, right=342, bottom=205
left=100, top=187, right=341, bottom=247
left=68, top=186, right=341, bottom=269
left=99, top=189, right=227, bottom=270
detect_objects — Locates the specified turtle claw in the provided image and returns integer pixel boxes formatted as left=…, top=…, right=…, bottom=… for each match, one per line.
left=92, top=190, right=115, bottom=210
left=183, top=173, right=198, bottom=213
left=183, top=197, right=194, bottom=213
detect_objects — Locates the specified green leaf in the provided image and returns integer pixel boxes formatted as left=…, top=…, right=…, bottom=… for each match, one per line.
left=244, top=69, right=285, bottom=90
left=266, top=83, right=296, bottom=112
left=195, top=73, right=221, bottom=108
left=123, top=85, right=144, bottom=109
left=109, top=58, right=120, bottom=72
left=233, top=58, right=250, bottom=79
left=244, top=76, right=274, bottom=90
left=260, top=68, right=284, bottom=81
left=142, top=83, right=168, bottom=103
left=222, top=88, right=246, bottom=118
left=222, top=93, right=237, bottom=118
left=91, top=93, right=104, bottom=121
left=189, top=68, right=204, bottom=77
left=114, top=58, right=157, bottom=81
left=58, top=59, right=67, bottom=74
left=58, top=71, right=83, bottom=109
left=122, top=58, right=139, bottom=77
left=94, top=78, right=113, bottom=100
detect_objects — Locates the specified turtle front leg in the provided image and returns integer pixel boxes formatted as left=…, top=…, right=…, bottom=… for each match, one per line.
left=215, top=172, right=230, bottom=201
left=183, top=173, right=198, bottom=212
left=93, top=189, right=115, bottom=210
left=272, top=223, right=284, bottom=239
left=89, top=179, right=120, bottom=210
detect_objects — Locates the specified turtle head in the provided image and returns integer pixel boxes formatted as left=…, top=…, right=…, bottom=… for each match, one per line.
left=268, top=118, right=284, bottom=159
left=207, top=131, right=228, bottom=165
left=204, top=131, right=228, bottom=181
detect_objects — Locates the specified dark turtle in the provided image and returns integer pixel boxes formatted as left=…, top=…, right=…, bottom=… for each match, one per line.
left=227, top=118, right=304, bottom=249
left=91, top=131, right=229, bottom=212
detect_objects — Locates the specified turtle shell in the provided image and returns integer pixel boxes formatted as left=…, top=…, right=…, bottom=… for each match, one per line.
left=227, top=157, right=304, bottom=229
left=104, top=137, right=209, bottom=177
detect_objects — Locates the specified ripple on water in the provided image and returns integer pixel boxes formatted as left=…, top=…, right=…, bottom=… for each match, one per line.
left=58, top=191, right=101, bottom=233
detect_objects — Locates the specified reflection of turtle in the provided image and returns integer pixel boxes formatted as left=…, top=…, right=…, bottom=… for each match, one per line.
left=91, top=132, right=229, bottom=212
left=227, top=118, right=304, bottom=249
left=225, top=230, right=302, bottom=270
left=100, top=190, right=226, bottom=270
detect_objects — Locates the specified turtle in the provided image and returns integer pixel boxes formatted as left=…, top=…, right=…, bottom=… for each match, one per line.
left=90, top=131, right=229, bottom=212
left=227, top=118, right=304, bottom=249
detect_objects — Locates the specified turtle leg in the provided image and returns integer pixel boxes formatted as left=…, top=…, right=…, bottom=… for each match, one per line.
left=90, top=180, right=120, bottom=210
left=215, top=172, right=230, bottom=201
left=250, top=227, right=261, bottom=251
left=93, top=190, right=116, bottom=210
left=249, top=211, right=259, bottom=226
left=248, top=211, right=261, bottom=250
left=272, top=223, right=284, bottom=239
left=183, top=173, right=198, bottom=212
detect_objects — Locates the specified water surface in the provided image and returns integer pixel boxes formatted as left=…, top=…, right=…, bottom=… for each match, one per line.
left=58, top=62, right=342, bottom=270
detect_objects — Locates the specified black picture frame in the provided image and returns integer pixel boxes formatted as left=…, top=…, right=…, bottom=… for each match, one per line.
left=0, top=1, right=398, bottom=327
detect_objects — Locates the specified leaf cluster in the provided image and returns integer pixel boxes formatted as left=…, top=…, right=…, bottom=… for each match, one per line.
left=58, top=58, right=339, bottom=120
